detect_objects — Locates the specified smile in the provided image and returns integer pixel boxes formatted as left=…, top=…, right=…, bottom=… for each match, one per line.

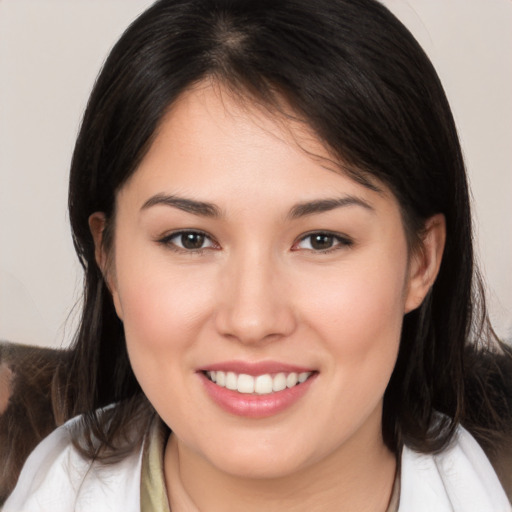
left=205, top=370, right=312, bottom=395
left=199, top=365, right=317, bottom=418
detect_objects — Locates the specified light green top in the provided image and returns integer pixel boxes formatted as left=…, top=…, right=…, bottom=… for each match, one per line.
left=140, top=417, right=171, bottom=512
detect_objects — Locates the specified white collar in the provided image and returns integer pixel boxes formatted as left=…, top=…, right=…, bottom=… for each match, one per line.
left=399, top=425, right=511, bottom=511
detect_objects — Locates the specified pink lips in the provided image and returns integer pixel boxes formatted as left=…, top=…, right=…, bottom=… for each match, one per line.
left=198, top=360, right=317, bottom=419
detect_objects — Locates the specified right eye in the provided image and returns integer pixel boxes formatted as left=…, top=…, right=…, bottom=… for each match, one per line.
left=158, top=230, right=218, bottom=252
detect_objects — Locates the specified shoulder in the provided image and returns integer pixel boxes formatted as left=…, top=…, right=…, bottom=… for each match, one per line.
left=399, top=424, right=511, bottom=511
left=486, top=431, right=512, bottom=505
left=3, top=414, right=144, bottom=512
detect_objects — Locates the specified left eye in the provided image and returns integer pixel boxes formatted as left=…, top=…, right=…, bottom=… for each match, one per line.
left=161, top=231, right=217, bottom=251
left=293, top=232, right=352, bottom=251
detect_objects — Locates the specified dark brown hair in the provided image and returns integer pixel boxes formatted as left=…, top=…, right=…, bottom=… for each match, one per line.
left=64, top=0, right=512, bottom=460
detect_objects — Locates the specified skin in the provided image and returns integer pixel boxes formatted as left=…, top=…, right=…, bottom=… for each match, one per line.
left=90, top=82, right=445, bottom=511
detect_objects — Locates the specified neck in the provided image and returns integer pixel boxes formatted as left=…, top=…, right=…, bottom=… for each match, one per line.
left=164, top=416, right=397, bottom=512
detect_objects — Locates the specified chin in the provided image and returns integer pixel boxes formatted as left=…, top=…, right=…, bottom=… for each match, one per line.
left=212, top=451, right=308, bottom=480
left=193, top=429, right=323, bottom=480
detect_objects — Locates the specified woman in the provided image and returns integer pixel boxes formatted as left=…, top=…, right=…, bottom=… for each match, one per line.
left=4, top=0, right=512, bottom=510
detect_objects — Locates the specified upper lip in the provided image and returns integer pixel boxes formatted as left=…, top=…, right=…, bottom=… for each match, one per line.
left=198, top=360, right=316, bottom=376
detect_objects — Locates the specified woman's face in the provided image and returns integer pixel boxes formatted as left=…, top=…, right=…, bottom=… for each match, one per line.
left=97, top=83, right=435, bottom=479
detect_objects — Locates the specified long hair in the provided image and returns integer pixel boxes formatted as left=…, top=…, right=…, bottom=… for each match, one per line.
left=64, top=0, right=511, bottom=460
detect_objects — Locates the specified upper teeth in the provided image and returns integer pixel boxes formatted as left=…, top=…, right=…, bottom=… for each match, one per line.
left=206, top=371, right=312, bottom=395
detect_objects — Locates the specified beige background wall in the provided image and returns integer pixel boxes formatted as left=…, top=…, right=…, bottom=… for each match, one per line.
left=0, top=0, right=511, bottom=348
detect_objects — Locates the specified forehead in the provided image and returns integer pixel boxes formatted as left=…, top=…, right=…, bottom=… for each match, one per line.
left=152, top=82, right=341, bottom=174
left=118, top=82, right=393, bottom=213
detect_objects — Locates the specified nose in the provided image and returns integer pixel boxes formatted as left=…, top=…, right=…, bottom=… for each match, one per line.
left=214, top=249, right=297, bottom=345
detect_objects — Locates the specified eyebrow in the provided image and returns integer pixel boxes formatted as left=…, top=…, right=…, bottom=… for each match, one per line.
left=141, top=194, right=221, bottom=217
left=141, top=193, right=374, bottom=220
left=288, top=196, right=374, bottom=219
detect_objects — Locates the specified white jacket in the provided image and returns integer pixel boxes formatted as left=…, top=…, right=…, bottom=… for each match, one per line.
left=3, top=416, right=511, bottom=511
left=3, top=417, right=143, bottom=512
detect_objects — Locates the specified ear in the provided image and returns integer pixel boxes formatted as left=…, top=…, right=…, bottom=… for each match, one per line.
left=88, top=213, right=123, bottom=320
left=404, top=213, right=446, bottom=313
left=88, top=212, right=109, bottom=274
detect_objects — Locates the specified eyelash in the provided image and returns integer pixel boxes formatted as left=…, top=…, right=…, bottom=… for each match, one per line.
left=157, top=230, right=353, bottom=255
left=292, top=231, right=354, bottom=254
left=157, top=230, right=219, bottom=255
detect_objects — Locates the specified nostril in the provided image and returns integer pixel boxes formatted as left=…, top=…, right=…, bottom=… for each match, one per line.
left=214, top=297, right=297, bottom=345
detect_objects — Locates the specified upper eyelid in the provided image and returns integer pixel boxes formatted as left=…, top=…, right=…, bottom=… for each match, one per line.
left=160, top=228, right=212, bottom=239
left=291, top=231, right=354, bottom=251
left=158, top=229, right=218, bottom=247
left=297, top=230, right=352, bottom=242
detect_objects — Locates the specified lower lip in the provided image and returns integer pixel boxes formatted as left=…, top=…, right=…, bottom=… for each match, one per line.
left=199, top=372, right=316, bottom=419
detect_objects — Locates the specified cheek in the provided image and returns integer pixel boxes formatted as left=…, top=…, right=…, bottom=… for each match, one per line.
left=121, top=280, right=204, bottom=345
left=304, top=259, right=406, bottom=345
left=297, top=249, right=408, bottom=392
left=297, top=260, right=406, bottom=437
left=111, top=242, right=218, bottom=393
left=113, top=256, right=220, bottom=424
left=114, top=251, right=211, bottom=343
